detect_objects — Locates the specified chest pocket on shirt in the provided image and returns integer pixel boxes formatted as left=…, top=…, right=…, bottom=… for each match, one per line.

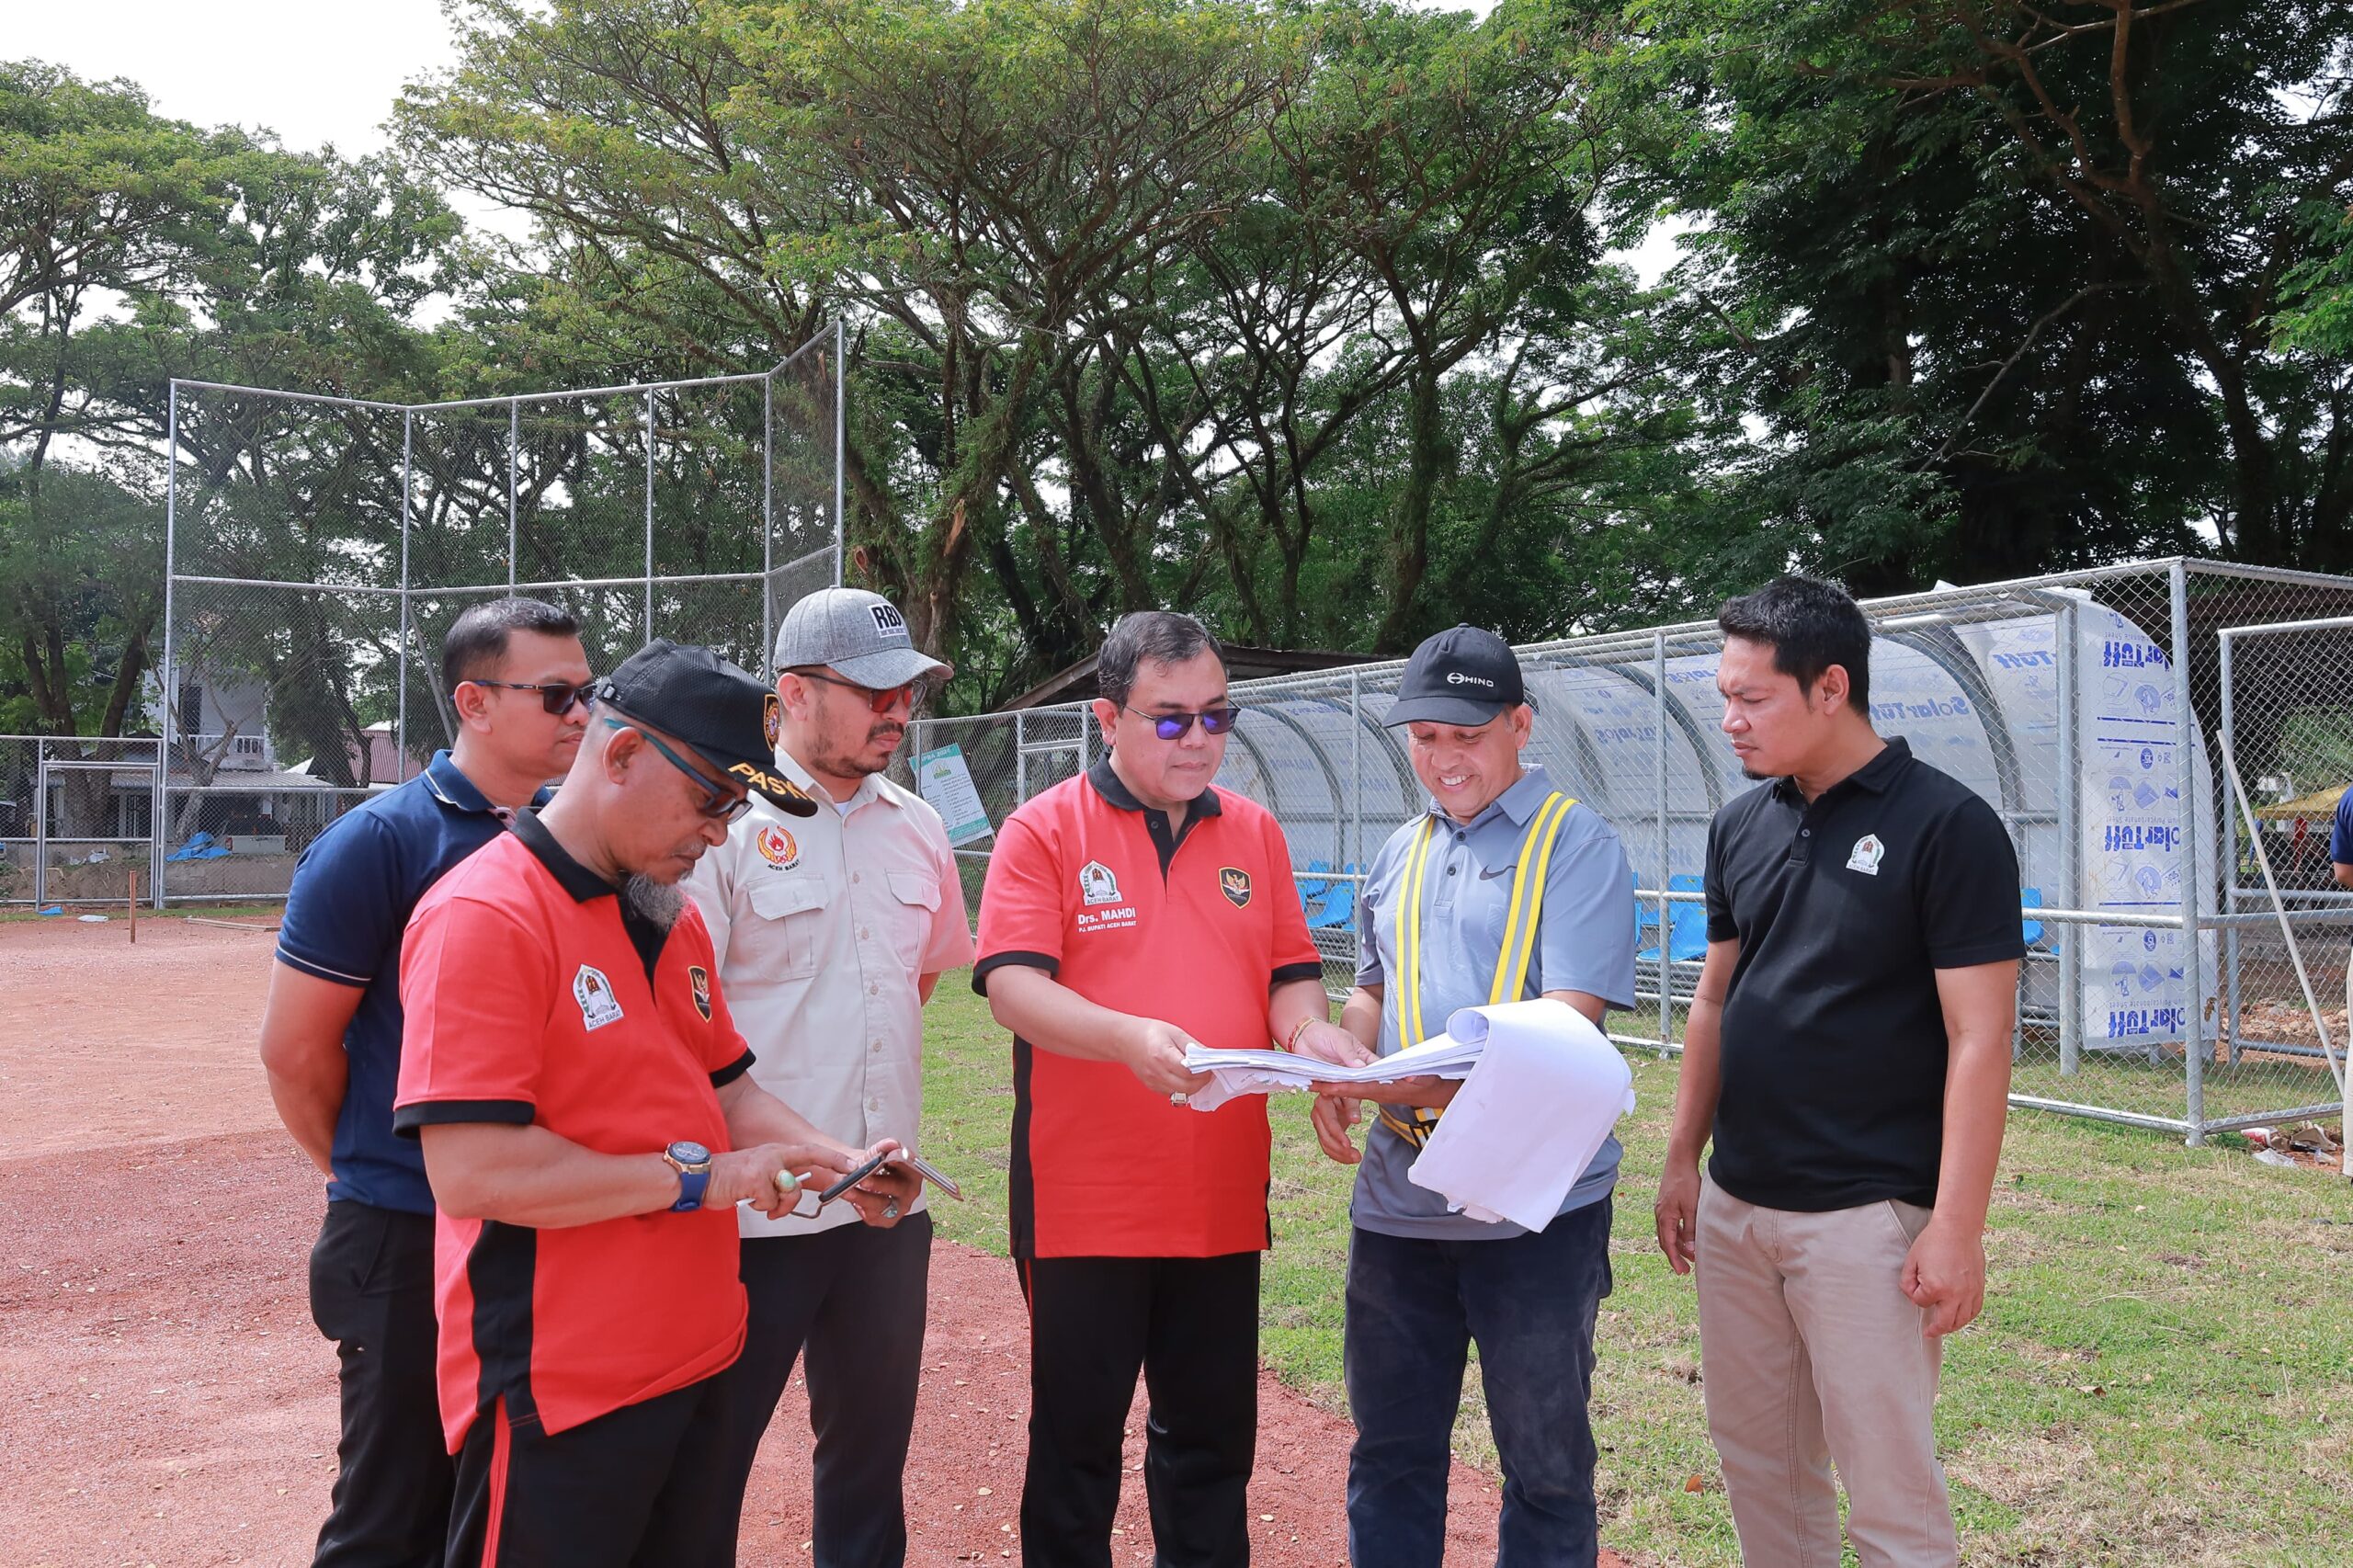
left=881, top=869, right=940, bottom=971
left=746, top=875, right=829, bottom=980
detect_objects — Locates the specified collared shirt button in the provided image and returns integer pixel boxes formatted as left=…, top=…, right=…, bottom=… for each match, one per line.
left=852, top=872, right=862, bottom=884
left=868, top=983, right=879, bottom=995
left=1801, top=829, right=1811, bottom=837
left=870, top=1040, right=884, bottom=1053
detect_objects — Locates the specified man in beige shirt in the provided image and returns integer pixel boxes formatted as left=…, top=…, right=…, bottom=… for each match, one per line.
left=688, top=588, right=974, bottom=1568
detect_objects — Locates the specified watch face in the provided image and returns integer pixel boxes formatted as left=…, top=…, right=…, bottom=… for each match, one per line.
left=667, top=1141, right=711, bottom=1169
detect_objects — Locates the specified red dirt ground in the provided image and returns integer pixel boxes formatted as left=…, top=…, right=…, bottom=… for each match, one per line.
left=0, top=919, right=1606, bottom=1566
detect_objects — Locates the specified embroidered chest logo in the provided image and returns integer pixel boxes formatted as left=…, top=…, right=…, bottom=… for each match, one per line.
left=756, top=824, right=800, bottom=869
left=574, top=964, right=624, bottom=1031
left=1846, top=833, right=1886, bottom=876
left=1075, top=858, right=1137, bottom=934
left=688, top=964, right=712, bottom=1021
left=1219, top=866, right=1252, bottom=908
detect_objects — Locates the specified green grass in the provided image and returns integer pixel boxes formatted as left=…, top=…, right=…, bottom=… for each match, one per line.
left=0, top=900, right=283, bottom=925
left=918, top=976, right=2353, bottom=1567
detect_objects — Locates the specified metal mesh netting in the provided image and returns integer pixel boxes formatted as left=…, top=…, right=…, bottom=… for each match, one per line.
left=156, top=334, right=843, bottom=903
left=907, top=560, right=2353, bottom=1142
left=0, top=735, right=165, bottom=906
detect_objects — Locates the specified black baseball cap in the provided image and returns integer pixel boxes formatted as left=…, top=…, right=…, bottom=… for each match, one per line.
left=1382, top=625, right=1531, bottom=727
left=598, top=640, right=818, bottom=817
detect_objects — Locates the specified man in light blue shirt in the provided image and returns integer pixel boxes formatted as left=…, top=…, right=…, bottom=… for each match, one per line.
left=1305, top=624, right=1635, bottom=1568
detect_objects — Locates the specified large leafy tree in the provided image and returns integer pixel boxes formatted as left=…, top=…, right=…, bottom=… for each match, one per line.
left=1645, top=0, right=2353, bottom=587
left=0, top=58, right=460, bottom=789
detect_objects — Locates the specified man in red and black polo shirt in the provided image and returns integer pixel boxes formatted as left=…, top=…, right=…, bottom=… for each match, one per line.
left=974, top=610, right=1360, bottom=1568
left=395, top=641, right=918, bottom=1568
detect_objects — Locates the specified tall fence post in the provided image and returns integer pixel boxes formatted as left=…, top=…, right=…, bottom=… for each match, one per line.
left=644, top=386, right=657, bottom=640
left=1654, top=630, right=1672, bottom=1056
left=2057, top=595, right=2081, bottom=1074
left=2171, top=560, right=2207, bottom=1142
left=397, top=409, right=414, bottom=782
left=506, top=398, right=518, bottom=592
left=157, top=381, right=179, bottom=909
left=2219, top=616, right=2242, bottom=1064
left=833, top=318, right=846, bottom=587
left=762, top=370, right=776, bottom=678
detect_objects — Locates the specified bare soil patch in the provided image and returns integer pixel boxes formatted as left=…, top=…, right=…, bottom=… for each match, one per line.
left=0, top=922, right=1548, bottom=1565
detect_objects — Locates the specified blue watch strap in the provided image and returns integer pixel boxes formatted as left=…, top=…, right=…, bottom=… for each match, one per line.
left=671, top=1165, right=711, bottom=1211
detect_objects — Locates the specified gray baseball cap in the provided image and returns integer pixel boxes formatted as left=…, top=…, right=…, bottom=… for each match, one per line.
left=772, top=586, right=953, bottom=689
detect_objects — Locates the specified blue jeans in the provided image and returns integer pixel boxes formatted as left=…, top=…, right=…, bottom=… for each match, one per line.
left=1343, top=1197, right=1613, bottom=1568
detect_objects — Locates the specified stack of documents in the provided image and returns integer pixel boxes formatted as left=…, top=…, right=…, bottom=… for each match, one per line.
left=1407, top=999, right=1633, bottom=1229
left=1180, top=1032, right=1483, bottom=1112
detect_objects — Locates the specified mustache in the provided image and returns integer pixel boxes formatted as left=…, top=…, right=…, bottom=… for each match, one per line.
left=867, top=723, right=904, bottom=746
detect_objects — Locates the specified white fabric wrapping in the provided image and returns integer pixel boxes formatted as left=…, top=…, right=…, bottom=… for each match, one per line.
left=1404, top=998, right=1634, bottom=1228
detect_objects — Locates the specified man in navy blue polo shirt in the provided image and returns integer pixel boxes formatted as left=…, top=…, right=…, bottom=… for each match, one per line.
left=258, top=598, right=595, bottom=1568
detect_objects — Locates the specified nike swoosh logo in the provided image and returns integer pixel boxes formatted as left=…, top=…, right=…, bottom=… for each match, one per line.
left=1477, top=865, right=1516, bottom=881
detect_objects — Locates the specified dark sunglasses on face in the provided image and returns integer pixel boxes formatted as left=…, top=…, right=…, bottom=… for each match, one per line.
left=467, top=677, right=599, bottom=717
left=604, top=718, right=755, bottom=824
left=794, top=668, right=926, bottom=715
left=1122, top=704, right=1242, bottom=740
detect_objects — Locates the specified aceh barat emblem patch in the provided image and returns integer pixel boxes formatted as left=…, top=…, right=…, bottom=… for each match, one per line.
left=1846, top=833, right=1886, bottom=876
left=1079, top=860, right=1121, bottom=906
left=574, top=964, right=624, bottom=1030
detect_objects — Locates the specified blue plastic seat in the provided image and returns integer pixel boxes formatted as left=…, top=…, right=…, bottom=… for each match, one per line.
left=2020, top=885, right=2045, bottom=947
left=1665, top=873, right=1708, bottom=961
left=1309, top=877, right=1356, bottom=931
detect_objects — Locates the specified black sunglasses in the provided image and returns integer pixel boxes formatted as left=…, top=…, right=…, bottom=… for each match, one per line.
left=604, top=718, right=755, bottom=824
left=468, top=677, right=599, bottom=717
left=1122, top=704, right=1242, bottom=740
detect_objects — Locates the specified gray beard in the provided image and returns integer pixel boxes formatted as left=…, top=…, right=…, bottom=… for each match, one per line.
left=624, top=873, right=687, bottom=929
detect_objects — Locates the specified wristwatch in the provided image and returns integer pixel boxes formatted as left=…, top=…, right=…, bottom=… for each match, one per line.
left=662, top=1140, right=713, bottom=1211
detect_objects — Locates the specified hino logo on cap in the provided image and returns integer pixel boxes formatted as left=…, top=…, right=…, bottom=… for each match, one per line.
left=869, top=603, right=908, bottom=640
left=1445, top=671, right=1495, bottom=687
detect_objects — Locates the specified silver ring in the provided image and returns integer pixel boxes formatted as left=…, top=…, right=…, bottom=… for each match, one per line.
left=1170, top=1091, right=1189, bottom=1108
left=883, top=1196, right=900, bottom=1220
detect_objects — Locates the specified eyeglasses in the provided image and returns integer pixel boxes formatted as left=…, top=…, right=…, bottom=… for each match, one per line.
left=1122, top=704, right=1242, bottom=740
left=793, top=668, right=926, bottom=714
left=467, top=677, right=599, bottom=717
left=604, top=718, right=755, bottom=824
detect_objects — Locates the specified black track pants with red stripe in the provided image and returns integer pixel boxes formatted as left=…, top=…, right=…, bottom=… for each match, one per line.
left=1016, top=1252, right=1261, bottom=1568
left=446, top=1375, right=740, bottom=1568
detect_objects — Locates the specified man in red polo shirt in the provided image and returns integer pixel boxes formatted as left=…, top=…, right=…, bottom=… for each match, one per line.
left=395, top=641, right=918, bottom=1568
left=974, top=610, right=1358, bottom=1568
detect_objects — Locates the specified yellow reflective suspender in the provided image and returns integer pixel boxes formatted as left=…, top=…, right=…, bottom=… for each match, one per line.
left=1378, top=792, right=1575, bottom=1148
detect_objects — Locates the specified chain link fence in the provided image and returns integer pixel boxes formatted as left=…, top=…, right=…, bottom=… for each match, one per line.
left=0, top=735, right=163, bottom=908
left=904, top=559, right=2353, bottom=1143
left=142, top=332, right=842, bottom=903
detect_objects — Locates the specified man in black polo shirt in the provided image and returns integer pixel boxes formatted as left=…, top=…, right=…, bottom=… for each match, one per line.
left=1653, top=575, right=2022, bottom=1568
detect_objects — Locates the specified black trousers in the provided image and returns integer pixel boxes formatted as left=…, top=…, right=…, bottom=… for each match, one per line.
left=705, top=1212, right=934, bottom=1568
left=308, top=1200, right=454, bottom=1568
left=1017, top=1252, right=1261, bottom=1568
left=446, top=1374, right=742, bottom=1568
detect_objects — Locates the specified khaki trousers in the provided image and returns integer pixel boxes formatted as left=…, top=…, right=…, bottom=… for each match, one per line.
left=1694, top=1172, right=1958, bottom=1568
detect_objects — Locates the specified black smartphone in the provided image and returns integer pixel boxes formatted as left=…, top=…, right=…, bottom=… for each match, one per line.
left=817, top=1148, right=893, bottom=1204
